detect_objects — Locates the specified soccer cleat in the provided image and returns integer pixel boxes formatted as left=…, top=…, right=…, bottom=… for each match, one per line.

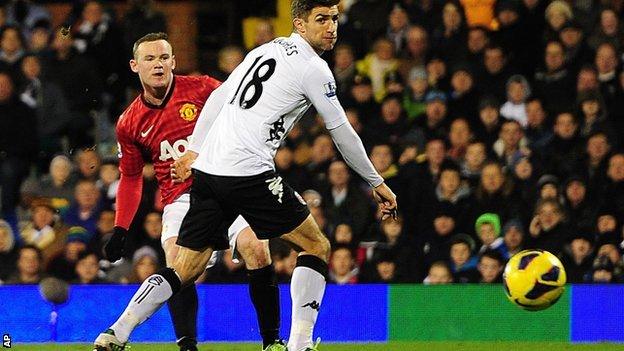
left=93, top=329, right=126, bottom=351
left=177, top=336, right=198, bottom=351
left=263, top=340, right=288, bottom=351
left=304, top=337, right=321, bottom=351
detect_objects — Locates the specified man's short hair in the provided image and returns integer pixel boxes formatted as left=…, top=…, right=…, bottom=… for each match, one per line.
left=132, top=32, right=169, bottom=58
left=291, top=0, right=340, bottom=20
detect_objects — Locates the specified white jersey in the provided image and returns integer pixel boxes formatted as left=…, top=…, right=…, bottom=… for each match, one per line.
left=192, top=33, right=348, bottom=176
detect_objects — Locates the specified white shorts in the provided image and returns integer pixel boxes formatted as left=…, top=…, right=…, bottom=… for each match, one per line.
left=161, top=193, right=249, bottom=266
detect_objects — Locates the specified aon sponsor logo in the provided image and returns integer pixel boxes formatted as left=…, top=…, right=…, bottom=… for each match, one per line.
left=159, top=136, right=192, bottom=161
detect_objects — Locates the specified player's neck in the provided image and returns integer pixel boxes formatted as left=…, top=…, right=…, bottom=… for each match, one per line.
left=142, top=78, right=174, bottom=106
left=295, top=32, right=325, bottom=55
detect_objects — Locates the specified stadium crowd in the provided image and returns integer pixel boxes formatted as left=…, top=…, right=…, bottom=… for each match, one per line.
left=0, top=0, right=623, bottom=286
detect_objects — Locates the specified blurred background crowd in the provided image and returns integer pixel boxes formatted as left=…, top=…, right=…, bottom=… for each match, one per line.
left=0, top=0, right=623, bottom=287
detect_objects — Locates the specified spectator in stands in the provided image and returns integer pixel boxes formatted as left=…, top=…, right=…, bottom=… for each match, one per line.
left=407, top=90, right=449, bottom=147
left=524, top=97, right=553, bottom=153
left=477, top=45, right=513, bottom=102
left=474, top=96, right=502, bottom=149
left=0, top=220, right=18, bottom=282
left=328, top=245, right=359, bottom=284
left=371, top=93, right=407, bottom=145
left=274, top=146, right=310, bottom=192
left=399, top=25, right=429, bottom=79
left=425, top=57, right=449, bottom=92
left=577, top=132, right=611, bottom=198
left=477, top=249, right=504, bottom=283
left=563, top=175, right=596, bottom=233
left=449, top=233, right=478, bottom=283
left=543, top=112, right=584, bottom=178
left=369, top=143, right=400, bottom=190
left=502, top=218, right=524, bottom=258
left=44, top=27, right=103, bottom=149
left=367, top=251, right=399, bottom=283
left=19, top=198, right=67, bottom=265
left=601, top=153, right=624, bottom=221
left=270, top=239, right=297, bottom=283
left=344, top=75, right=378, bottom=123
left=527, top=199, right=569, bottom=256
left=447, top=118, right=474, bottom=163
left=448, top=64, right=479, bottom=122
left=332, top=223, right=354, bottom=246
left=74, top=250, right=107, bottom=284
left=461, top=141, right=487, bottom=187
left=576, top=65, right=599, bottom=97
left=333, top=44, right=356, bottom=100
left=402, top=67, right=428, bottom=122
left=424, top=261, right=453, bottom=284
left=494, top=1, right=526, bottom=66
left=0, top=71, right=37, bottom=219
left=93, top=209, right=115, bottom=257
left=28, top=20, right=52, bottom=53
left=4, top=0, right=51, bottom=38
left=0, top=25, right=25, bottom=74
left=6, top=245, right=44, bottom=284
left=75, top=149, right=101, bottom=181
left=125, top=245, right=160, bottom=284
left=533, top=40, right=575, bottom=117
left=561, top=232, right=594, bottom=283
left=19, top=54, right=72, bottom=168
left=544, top=1, right=573, bottom=42
left=475, top=212, right=508, bottom=258
left=122, top=0, right=167, bottom=64
left=62, top=179, right=103, bottom=237
left=588, top=8, right=623, bottom=52
left=433, top=163, right=470, bottom=216
left=559, top=20, right=592, bottom=75
left=322, top=160, right=372, bottom=240
left=536, top=174, right=560, bottom=202
left=47, top=226, right=90, bottom=281
left=577, top=90, right=615, bottom=142
left=34, top=155, right=75, bottom=213
left=493, top=119, right=529, bottom=169
left=500, top=75, right=531, bottom=127
left=594, top=42, right=619, bottom=111
left=464, top=26, right=489, bottom=66
left=422, top=203, right=459, bottom=264
left=96, top=158, right=119, bottom=209
left=252, top=18, right=275, bottom=48
left=211, top=45, right=245, bottom=82
left=431, top=1, right=466, bottom=65
left=356, top=38, right=399, bottom=102
left=595, top=239, right=623, bottom=282
left=589, top=254, right=617, bottom=283
left=386, top=4, right=410, bottom=54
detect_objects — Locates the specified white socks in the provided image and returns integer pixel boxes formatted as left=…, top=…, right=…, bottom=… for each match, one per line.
left=287, top=266, right=327, bottom=351
left=111, top=270, right=181, bottom=343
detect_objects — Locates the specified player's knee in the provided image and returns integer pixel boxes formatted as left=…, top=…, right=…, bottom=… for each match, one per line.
left=307, top=234, right=331, bottom=261
left=251, top=240, right=271, bottom=267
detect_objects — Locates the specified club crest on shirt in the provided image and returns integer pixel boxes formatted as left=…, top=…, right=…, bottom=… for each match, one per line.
left=323, top=81, right=337, bottom=98
left=179, top=103, right=198, bottom=121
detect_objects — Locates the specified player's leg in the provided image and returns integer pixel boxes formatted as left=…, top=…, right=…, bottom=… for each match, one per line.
left=230, top=217, right=284, bottom=350
left=160, top=195, right=200, bottom=351
left=94, top=246, right=213, bottom=351
left=281, top=215, right=331, bottom=351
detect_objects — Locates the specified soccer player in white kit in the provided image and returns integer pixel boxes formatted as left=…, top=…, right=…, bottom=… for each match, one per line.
left=93, top=1, right=397, bottom=350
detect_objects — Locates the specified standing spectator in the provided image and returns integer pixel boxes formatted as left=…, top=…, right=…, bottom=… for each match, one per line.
left=18, top=54, right=71, bottom=167
left=447, top=64, right=479, bottom=122
left=477, top=249, right=505, bottom=283
left=474, top=96, right=502, bottom=149
left=322, top=160, right=372, bottom=240
left=0, top=71, right=37, bottom=219
left=524, top=98, right=553, bottom=153
left=559, top=20, right=592, bottom=75
left=527, top=199, right=570, bottom=256
left=5, top=245, right=44, bottom=284
left=43, top=28, right=103, bottom=149
left=542, top=112, right=584, bottom=178
left=533, top=40, right=575, bottom=117
left=431, top=2, right=467, bottom=65
left=386, top=4, right=410, bottom=54
left=0, top=220, right=18, bottom=282
left=464, top=26, right=489, bottom=66
left=476, top=45, right=513, bottom=102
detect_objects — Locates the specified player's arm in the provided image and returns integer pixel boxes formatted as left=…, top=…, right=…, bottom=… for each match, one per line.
left=302, top=62, right=397, bottom=219
left=188, top=80, right=231, bottom=154
left=105, top=124, right=145, bottom=261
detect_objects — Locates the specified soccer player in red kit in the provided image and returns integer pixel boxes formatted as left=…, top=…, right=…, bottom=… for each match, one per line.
left=96, top=33, right=285, bottom=351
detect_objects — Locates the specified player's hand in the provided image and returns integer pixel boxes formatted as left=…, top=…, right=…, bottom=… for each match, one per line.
left=372, top=182, right=398, bottom=221
left=171, top=151, right=198, bottom=183
left=104, top=227, right=127, bottom=262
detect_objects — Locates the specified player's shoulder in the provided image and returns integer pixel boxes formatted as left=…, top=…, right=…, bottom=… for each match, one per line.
left=117, top=95, right=143, bottom=129
left=175, top=74, right=220, bottom=88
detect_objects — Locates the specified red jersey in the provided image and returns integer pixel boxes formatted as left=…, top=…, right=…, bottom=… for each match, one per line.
left=116, top=75, right=221, bottom=206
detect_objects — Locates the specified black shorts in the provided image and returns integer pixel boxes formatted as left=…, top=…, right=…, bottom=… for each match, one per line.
left=176, top=169, right=310, bottom=250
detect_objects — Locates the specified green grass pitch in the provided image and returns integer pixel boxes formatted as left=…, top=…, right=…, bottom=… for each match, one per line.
left=13, top=342, right=624, bottom=350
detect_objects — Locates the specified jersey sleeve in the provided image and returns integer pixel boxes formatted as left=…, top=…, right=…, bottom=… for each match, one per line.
left=114, top=119, right=144, bottom=229
left=300, top=59, right=348, bottom=130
